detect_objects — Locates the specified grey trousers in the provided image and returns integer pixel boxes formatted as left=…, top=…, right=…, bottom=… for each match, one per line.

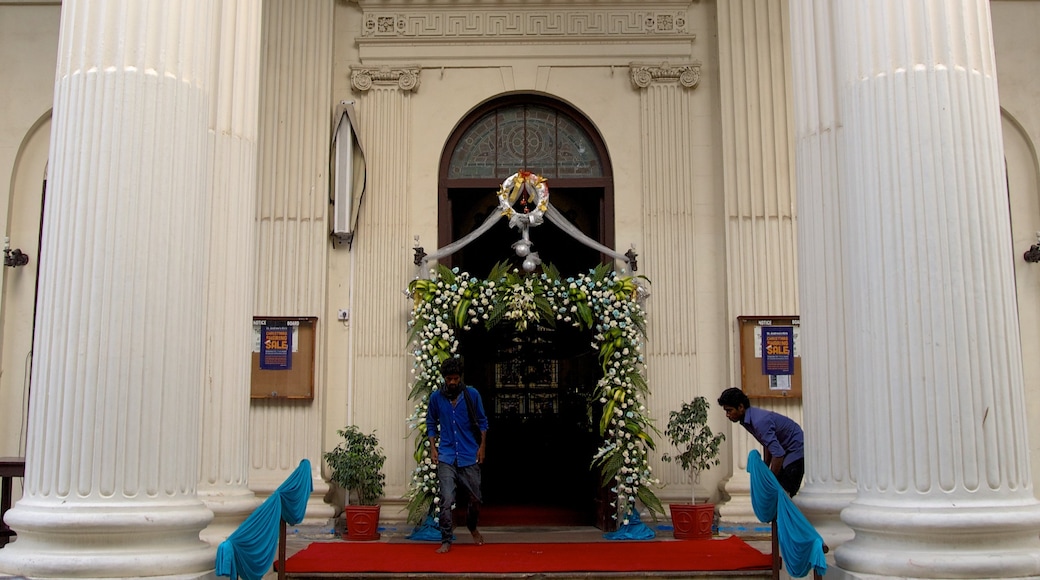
left=436, top=461, right=482, bottom=544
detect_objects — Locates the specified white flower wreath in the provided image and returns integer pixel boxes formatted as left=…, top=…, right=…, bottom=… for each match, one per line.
left=497, top=170, right=550, bottom=228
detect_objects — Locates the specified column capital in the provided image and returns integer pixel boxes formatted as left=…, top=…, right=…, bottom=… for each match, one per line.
left=350, top=65, right=422, bottom=92
left=629, top=62, right=700, bottom=90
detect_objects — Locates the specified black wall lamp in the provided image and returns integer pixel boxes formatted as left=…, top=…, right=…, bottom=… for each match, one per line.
left=625, top=246, right=639, bottom=272
left=1025, top=232, right=1040, bottom=264
left=3, top=237, right=29, bottom=268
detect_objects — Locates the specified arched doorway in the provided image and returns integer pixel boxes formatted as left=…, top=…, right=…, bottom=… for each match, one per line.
left=1003, top=111, right=1040, bottom=492
left=1, top=113, right=50, bottom=470
left=439, top=95, right=615, bottom=527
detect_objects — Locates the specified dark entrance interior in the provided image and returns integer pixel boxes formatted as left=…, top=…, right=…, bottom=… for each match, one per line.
left=458, top=324, right=600, bottom=526
left=448, top=186, right=607, bottom=527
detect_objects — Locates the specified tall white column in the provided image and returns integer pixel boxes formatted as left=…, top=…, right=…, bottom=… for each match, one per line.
left=197, top=0, right=263, bottom=545
left=0, top=1, right=217, bottom=576
left=788, top=0, right=856, bottom=548
left=715, top=0, right=801, bottom=525
left=834, top=1, right=1040, bottom=577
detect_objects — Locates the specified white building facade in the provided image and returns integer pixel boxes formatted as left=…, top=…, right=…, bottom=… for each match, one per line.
left=0, top=0, right=1039, bottom=578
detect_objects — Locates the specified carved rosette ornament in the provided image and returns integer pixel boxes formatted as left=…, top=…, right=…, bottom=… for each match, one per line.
left=350, top=65, right=422, bottom=92
left=629, top=63, right=701, bottom=90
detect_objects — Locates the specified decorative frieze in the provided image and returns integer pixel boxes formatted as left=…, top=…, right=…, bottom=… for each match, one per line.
left=351, top=65, right=422, bottom=92
left=629, top=62, right=701, bottom=89
left=361, top=10, right=688, bottom=39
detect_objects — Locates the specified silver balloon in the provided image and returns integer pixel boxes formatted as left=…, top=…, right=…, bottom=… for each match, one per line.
left=513, top=241, right=530, bottom=257
left=522, top=257, right=537, bottom=272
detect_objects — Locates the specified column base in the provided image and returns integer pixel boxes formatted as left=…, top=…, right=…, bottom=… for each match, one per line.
left=718, top=473, right=758, bottom=521
left=302, top=495, right=336, bottom=525
left=198, top=487, right=261, bottom=546
left=836, top=498, right=1040, bottom=578
left=793, top=483, right=856, bottom=549
left=304, top=476, right=334, bottom=524
left=0, top=498, right=215, bottom=578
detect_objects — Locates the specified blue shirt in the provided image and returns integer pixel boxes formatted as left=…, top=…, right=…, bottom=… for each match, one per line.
left=426, top=386, right=488, bottom=467
left=740, top=406, right=804, bottom=468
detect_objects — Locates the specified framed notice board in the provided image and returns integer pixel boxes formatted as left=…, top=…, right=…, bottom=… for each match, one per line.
left=737, top=316, right=801, bottom=399
left=251, top=316, right=317, bottom=400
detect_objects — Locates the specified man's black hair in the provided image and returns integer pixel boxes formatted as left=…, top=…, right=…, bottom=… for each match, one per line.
left=718, top=387, right=750, bottom=408
left=440, top=357, right=463, bottom=377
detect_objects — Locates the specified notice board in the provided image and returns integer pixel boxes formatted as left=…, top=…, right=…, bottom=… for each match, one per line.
left=251, top=316, right=317, bottom=400
left=737, top=315, right=801, bottom=399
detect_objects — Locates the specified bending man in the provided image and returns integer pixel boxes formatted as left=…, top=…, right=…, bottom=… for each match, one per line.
left=718, top=387, right=804, bottom=497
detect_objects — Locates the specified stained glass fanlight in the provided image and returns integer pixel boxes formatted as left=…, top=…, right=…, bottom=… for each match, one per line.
left=449, top=104, right=603, bottom=180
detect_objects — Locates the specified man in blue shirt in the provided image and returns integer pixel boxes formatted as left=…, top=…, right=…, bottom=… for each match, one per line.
left=718, top=387, right=805, bottom=497
left=427, top=357, right=489, bottom=553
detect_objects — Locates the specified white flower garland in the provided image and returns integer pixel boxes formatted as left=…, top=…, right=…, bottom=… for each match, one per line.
left=405, top=263, right=662, bottom=528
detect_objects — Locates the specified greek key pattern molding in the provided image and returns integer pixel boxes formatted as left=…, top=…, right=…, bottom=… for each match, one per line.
left=629, top=62, right=701, bottom=89
left=361, top=10, right=688, bottom=38
left=350, top=65, right=422, bottom=92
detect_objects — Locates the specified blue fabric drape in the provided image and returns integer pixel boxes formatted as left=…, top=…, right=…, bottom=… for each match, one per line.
left=603, top=508, right=656, bottom=540
left=215, top=459, right=314, bottom=580
left=747, top=450, right=826, bottom=578
left=406, top=514, right=453, bottom=542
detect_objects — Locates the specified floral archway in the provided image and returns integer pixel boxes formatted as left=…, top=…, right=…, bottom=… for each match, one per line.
left=404, top=260, right=664, bottom=527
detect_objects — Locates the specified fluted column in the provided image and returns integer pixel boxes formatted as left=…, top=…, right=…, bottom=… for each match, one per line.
left=833, top=1, right=1040, bottom=577
left=250, top=0, right=334, bottom=522
left=629, top=62, right=722, bottom=506
left=197, top=0, right=263, bottom=545
left=0, top=1, right=216, bottom=576
left=788, top=0, right=856, bottom=547
left=716, top=1, right=800, bottom=525
left=346, top=65, right=418, bottom=513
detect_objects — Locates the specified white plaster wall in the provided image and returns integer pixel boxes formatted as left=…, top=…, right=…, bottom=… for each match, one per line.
left=324, top=1, right=364, bottom=494
left=0, top=2, right=59, bottom=491
left=0, top=2, right=58, bottom=222
left=992, top=0, right=1040, bottom=497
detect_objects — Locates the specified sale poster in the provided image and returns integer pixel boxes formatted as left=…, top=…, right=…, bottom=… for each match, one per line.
left=260, top=323, right=293, bottom=370
left=762, top=326, right=794, bottom=376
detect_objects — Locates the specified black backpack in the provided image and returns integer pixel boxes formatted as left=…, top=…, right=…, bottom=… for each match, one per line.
left=461, top=387, right=484, bottom=444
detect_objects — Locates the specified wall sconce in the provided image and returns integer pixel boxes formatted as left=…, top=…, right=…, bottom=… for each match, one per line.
left=1025, top=232, right=1040, bottom=263
left=625, top=246, right=639, bottom=272
left=3, top=237, right=29, bottom=268
left=413, top=235, right=426, bottom=266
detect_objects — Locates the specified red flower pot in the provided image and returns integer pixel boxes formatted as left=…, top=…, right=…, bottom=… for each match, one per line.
left=344, top=505, right=381, bottom=541
left=669, top=503, right=714, bottom=540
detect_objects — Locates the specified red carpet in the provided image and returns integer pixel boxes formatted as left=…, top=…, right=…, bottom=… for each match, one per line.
left=284, top=536, right=771, bottom=574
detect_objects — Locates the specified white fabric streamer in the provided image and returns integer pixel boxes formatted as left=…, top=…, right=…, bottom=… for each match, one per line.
left=415, top=202, right=632, bottom=279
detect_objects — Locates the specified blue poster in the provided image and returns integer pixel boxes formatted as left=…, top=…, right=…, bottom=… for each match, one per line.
left=761, top=326, right=794, bottom=375
left=260, top=322, right=293, bottom=370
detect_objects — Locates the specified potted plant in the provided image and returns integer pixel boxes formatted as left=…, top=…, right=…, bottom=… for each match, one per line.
left=324, top=425, right=386, bottom=541
left=661, top=396, right=726, bottom=540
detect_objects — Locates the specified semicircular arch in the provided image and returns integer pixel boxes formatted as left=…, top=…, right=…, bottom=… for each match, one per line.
left=437, top=94, right=615, bottom=276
